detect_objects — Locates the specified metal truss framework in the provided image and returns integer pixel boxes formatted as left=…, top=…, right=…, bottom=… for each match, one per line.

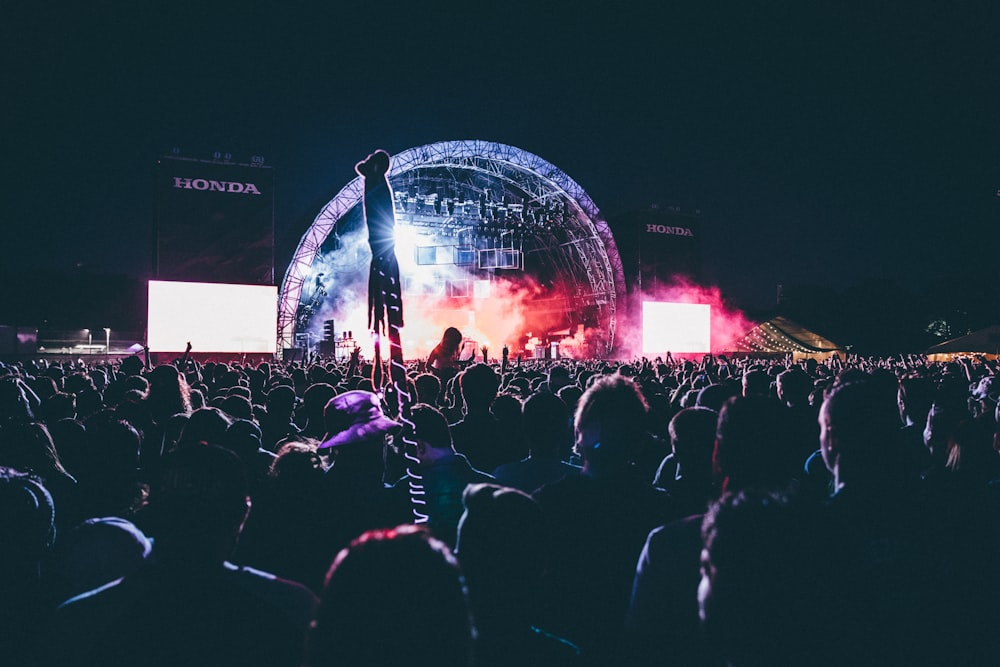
left=278, top=140, right=626, bottom=355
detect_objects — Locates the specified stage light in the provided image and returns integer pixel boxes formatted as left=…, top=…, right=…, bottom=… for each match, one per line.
left=392, top=225, right=421, bottom=272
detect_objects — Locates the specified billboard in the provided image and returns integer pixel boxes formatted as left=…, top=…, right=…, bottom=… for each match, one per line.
left=147, top=280, right=277, bottom=353
left=642, top=301, right=711, bottom=354
left=155, top=157, right=274, bottom=285
left=637, top=212, right=702, bottom=290
left=608, top=208, right=703, bottom=292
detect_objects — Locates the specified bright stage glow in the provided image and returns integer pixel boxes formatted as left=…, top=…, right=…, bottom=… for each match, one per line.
left=148, top=280, right=277, bottom=353
left=642, top=301, right=711, bottom=354
left=394, top=225, right=422, bottom=273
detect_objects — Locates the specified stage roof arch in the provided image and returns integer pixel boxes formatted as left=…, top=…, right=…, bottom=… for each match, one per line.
left=278, top=140, right=626, bottom=355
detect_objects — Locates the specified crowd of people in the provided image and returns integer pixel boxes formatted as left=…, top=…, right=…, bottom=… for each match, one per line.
left=1, top=345, right=999, bottom=665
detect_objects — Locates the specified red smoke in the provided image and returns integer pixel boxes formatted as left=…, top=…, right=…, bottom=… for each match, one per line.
left=331, top=274, right=574, bottom=361
left=322, top=267, right=753, bottom=362
left=615, top=278, right=756, bottom=359
left=400, top=276, right=554, bottom=359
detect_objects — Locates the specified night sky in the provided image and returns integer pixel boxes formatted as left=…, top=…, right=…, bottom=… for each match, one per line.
left=4, top=3, right=998, bottom=316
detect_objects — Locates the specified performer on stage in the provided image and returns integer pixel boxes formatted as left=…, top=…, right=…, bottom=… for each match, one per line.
left=427, top=326, right=464, bottom=378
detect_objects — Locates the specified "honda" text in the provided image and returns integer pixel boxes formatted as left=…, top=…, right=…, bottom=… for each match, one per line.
left=646, top=224, right=693, bottom=236
left=173, top=177, right=262, bottom=195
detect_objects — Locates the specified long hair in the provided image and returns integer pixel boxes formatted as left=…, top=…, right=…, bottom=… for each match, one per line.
left=0, top=422, right=70, bottom=479
left=144, top=365, right=192, bottom=425
left=440, top=327, right=463, bottom=355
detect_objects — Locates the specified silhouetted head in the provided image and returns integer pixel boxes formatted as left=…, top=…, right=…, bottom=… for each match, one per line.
left=442, top=326, right=463, bottom=347
left=522, top=391, right=569, bottom=457
left=144, top=444, right=250, bottom=563
left=670, top=406, right=718, bottom=471
left=308, top=525, right=473, bottom=666
left=897, top=374, right=933, bottom=427
left=741, top=369, right=771, bottom=397
left=776, top=368, right=812, bottom=407
left=176, top=407, right=233, bottom=449
left=820, top=380, right=906, bottom=489
left=407, top=403, right=455, bottom=465
left=456, top=483, right=547, bottom=609
left=0, top=422, right=69, bottom=479
left=714, top=396, right=795, bottom=492
left=700, top=489, right=834, bottom=666
left=265, top=384, right=297, bottom=415
left=219, top=394, right=253, bottom=422
left=574, top=374, right=648, bottom=475
left=0, top=467, right=55, bottom=577
left=697, top=383, right=737, bottom=413
left=459, top=364, right=499, bottom=411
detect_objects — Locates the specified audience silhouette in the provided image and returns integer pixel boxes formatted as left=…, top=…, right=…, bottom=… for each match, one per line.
left=0, top=349, right=996, bottom=664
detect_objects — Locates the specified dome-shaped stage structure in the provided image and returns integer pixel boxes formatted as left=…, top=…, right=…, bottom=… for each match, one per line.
left=278, top=140, right=626, bottom=359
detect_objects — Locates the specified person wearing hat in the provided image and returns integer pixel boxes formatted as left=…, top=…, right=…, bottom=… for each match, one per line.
left=318, top=390, right=401, bottom=563
left=319, top=390, right=400, bottom=451
left=234, top=389, right=403, bottom=596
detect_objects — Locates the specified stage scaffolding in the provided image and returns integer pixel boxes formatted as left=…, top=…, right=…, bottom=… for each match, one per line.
left=278, top=140, right=625, bottom=356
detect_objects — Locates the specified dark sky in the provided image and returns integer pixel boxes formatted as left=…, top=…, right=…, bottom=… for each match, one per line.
left=4, top=2, right=998, bottom=310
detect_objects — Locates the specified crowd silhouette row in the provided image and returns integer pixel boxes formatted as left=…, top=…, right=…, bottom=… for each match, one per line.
left=1, top=346, right=999, bottom=665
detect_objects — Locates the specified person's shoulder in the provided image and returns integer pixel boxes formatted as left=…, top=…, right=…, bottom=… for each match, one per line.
left=223, top=562, right=318, bottom=624
left=452, top=453, right=495, bottom=480
left=492, top=456, right=532, bottom=476
left=55, top=575, right=129, bottom=615
left=41, top=576, right=137, bottom=665
left=533, top=471, right=592, bottom=502
left=472, top=466, right=496, bottom=482
left=491, top=461, right=516, bottom=477
left=650, top=512, right=704, bottom=544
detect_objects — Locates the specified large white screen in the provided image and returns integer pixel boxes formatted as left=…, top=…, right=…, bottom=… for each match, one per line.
left=148, top=281, right=277, bottom=353
left=642, top=301, right=711, bottom=354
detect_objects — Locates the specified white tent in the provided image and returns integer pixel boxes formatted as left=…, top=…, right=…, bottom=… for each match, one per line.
left=925, top=325, right=1000, bottom=361
left=727, top=316, right=844, bottom=361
